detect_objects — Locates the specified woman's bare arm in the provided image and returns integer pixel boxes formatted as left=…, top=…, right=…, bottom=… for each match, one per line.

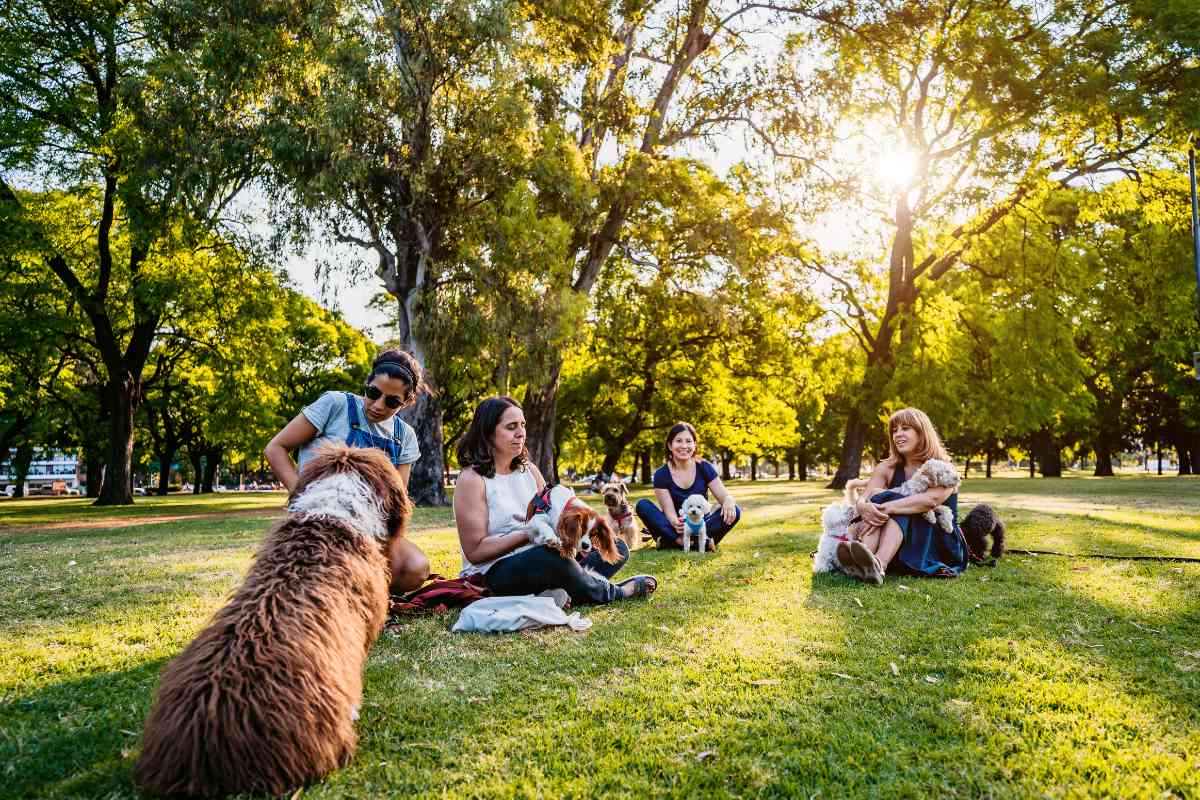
left=878, top=485, right=955, bottom=515
left=707, top=476, right=737, bottom=524
left=856, top=461, right=894, bottom=526
left=264, top=413, right=319, bottom=492
left=454, top=469, right=531, bottom=564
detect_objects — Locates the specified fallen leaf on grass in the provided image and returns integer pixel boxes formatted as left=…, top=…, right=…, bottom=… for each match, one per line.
left=1071, top=566, right=1090, bottom=572
left=749, top=679, right=781, bottom=686
left=898, top=584, right=910, bottom=591
left=853, top=597, right=863, bottom=608
left=67, top=560, right=77, bottom=567
left=1171, top=568, right=1184, bottom=574
left=830, top=672, right=854, bottom=680
left=890, top=662, right=899, bottom=677
left=924, top=675, right=939, bottom=684
left=696, top=751, right=716, bottom=761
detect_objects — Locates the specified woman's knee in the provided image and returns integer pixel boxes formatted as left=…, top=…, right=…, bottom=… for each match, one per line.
left=389, top=542, right=431, bottom=593
left=634, top=498, right=658, bottom=519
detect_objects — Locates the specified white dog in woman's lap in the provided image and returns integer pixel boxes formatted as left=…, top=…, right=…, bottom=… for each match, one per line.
left=680, top=494, right=711, bottom=554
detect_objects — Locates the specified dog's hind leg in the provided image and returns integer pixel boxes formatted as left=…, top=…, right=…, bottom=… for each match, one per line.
left=698, top=525, right=708, bottom=555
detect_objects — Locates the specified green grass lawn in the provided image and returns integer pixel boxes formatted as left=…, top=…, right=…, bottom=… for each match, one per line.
left=1, top=476, right=1197, bottom=798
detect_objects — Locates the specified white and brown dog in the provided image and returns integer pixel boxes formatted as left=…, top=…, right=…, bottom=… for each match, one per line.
left=600, top=480, right=639, bottom=551
left=135, top=444, right=411, bottom=798
left=521, top=484, right=621, bottom=564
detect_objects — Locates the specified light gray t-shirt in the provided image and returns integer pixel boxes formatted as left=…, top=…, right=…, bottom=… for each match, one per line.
left=297, top=390, right=420, bottom=469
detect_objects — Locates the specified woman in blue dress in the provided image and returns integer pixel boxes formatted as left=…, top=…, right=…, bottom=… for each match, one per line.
left=635, top=422, right=741, bottom=550
left=264, top=348, right=432, bottom=593
left=844, top=407, right=968, bottom=584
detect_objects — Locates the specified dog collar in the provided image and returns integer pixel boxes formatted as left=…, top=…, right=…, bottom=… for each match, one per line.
left=611, top=507, right=633, bottom=524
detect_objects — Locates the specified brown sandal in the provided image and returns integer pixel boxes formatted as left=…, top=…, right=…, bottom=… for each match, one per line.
left=618, top=575, right=658, bottom=599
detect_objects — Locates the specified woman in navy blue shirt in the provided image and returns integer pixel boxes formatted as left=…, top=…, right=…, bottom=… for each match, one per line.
left=634, top=422, right=741, bottom=550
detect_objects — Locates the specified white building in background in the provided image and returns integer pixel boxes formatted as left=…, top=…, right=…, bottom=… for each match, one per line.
left=0, top=448, right=82, bottom=493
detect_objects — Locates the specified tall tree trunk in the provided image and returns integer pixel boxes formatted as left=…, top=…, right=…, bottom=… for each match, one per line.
left=798, top=448, right=809, bottom=482
left=639, top=449, right=651, bottom=484
left=750, top=454, right=758, bottom=481
left=985, top=449, right=993, bottom=478
left=156, top=446, right=175, bottom=495
left=1034, top=428, right=1062, bottom=477
left=1156, top=439, right=1163, bottom=475
left=721, top=450, right=732, bottom=481
left=787, top=452, right=795, bottom=481
left=964, top=457, right=972, bottom=480
left=829, top=409, right=869, bottom=489
left=189, top=450, right=203, bottom=494
left=1093, top=443, right=1114, bottom=476
left=84, top=444, right=104, bottom=498
left=523, top=361, right=560, bottom=485
left=11, top=442, right=33, bottom=498
left=96, top=376, right=136, bottom=506
left=202, top=446, right=222, bottom=493
left=399, top=391, right=448, bottom=506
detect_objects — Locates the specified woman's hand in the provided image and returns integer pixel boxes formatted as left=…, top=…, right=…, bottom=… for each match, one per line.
left=721, top=497, right=736, bottom=524
left=857, top=499, right=889, bottom=526
left=670, top=515, right=685, bottom=535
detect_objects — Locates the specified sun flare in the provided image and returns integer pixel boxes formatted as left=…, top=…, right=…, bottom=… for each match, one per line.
left=875, top=145, right=921, bottom=189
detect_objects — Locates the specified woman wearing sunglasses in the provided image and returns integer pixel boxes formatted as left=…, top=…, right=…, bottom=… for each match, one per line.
left=265, top=348, right=431, bottom=593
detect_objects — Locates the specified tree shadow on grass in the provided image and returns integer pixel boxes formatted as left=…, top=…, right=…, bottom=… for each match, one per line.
left=0, top=659, right=163, bottom=799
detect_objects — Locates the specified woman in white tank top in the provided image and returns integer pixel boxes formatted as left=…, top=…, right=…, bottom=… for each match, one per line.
left=453, top=397, right=658, bottom=605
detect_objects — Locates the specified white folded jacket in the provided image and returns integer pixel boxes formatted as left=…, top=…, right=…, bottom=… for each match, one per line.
left=451, top=595, right=592, bottom=633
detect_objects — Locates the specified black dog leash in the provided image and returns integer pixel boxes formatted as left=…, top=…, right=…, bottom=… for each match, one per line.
left=1006, top=548, right=1200, bottom=564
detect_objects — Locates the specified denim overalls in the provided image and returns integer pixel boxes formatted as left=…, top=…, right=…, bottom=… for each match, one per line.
left=343, top=392, right=404, bottom=467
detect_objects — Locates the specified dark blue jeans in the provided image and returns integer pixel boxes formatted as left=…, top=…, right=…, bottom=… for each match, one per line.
left=484, top=540, right=629, bottom=605
left=634, top=499, right=741, bottom=549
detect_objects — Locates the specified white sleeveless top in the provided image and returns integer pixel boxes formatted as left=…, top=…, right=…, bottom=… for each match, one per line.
left=459, top=467, right=539, bottom=577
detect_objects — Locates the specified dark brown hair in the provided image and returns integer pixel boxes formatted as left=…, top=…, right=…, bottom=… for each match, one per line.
left=368, top=349, right=429, bottom=410
left=455, top=396, right=529, bottom=478
left=664, top=421, right=699, bottom=467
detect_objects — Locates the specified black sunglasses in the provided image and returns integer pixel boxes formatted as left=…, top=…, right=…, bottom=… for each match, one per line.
left=364, top=384, right=405, bottom=409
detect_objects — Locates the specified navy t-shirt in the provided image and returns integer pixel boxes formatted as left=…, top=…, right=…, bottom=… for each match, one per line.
left=653, top=460, right=719, bottom=515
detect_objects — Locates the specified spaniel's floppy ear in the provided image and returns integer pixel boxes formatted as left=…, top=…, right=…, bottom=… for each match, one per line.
left=588, top=515, right=622, bottom=564
left=554, top=508, right=587, bottom=559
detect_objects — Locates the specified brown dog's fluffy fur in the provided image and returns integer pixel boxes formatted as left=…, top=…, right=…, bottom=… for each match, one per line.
left=601, top=480, right=639, bottom=551
left=134, top=445, right=411, bottom=798
left=557, top=503, right=622, bottom=564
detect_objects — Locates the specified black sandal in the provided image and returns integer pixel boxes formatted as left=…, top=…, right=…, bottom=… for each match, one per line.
left=618, top=575, right=658, bottom=599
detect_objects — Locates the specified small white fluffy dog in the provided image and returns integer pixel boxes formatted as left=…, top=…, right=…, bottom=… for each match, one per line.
left=896, top=459, right=960, bottom=532
left=679, top=493, right=711, bottom=554
left=815, top=478, right=869, bottom=574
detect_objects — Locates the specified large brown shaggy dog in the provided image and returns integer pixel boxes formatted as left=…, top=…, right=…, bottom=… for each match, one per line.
left=134, top=444, right=411, bottom=797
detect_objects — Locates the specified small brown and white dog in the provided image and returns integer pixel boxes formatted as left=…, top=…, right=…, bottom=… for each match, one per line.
left=521, top=484, right=621, bottom=564
left=134, top=444, right=412, bottom=798
left=600, top=480, right=639, bottom=551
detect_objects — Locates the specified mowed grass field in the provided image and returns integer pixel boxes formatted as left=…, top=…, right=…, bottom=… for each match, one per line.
left=1, top=475, right=1197, bottom=799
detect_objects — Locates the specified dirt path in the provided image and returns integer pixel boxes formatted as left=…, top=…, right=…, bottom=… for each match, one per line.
left=0, top=507, right=283, bottom=536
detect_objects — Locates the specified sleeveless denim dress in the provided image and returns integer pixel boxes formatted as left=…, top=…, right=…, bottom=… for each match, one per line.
left=869, top=463, right=969, bottom=577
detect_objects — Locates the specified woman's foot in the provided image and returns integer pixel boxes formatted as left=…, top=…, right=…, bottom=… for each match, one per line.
left=849, top=540, right=884, bottom=585
left=617, top=575, right=658, bottom=599
left=836, top=541, right=865, bottom=580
